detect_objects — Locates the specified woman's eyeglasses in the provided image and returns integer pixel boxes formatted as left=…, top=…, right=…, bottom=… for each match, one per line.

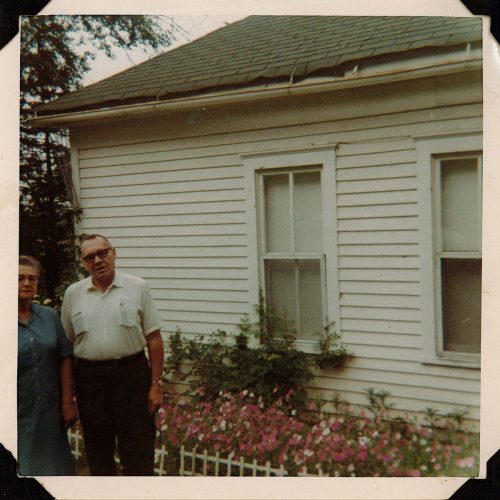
left=19, top=275, right=39, bottom=283
left=82, top=247, right=112, bottom=263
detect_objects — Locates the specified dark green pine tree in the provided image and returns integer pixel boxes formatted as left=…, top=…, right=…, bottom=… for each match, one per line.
left=20, top=16, right=178, bottom=302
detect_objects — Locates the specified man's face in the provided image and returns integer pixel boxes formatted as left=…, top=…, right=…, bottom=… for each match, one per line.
left=18, top=264, right=39, bottom=301
left=81, top=236, right=116, bottom=285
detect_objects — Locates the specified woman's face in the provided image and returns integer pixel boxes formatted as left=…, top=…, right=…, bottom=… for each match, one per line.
left=18, top=264, right=39, bottom=302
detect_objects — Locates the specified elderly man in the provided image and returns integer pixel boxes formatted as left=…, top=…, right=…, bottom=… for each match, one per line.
left=61, top=234, right=164, bottom=476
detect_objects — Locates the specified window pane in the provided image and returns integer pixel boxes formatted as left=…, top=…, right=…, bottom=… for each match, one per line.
left=265, top=259, right=323, bottom=340
left=442, top=258, right=481, bottom=354
left=264, top=174, right=291, bottom=252
left=298, top=260, right=323, bottom=340
left=266, top=259, right=296, bottom=328
left=294, top=171, right=322, bottom=252
left=441, top=158, right=480, bottom=251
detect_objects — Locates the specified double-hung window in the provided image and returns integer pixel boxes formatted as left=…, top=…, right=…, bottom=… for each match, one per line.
left=261, top=169, right=324, bottom=340
left=242, top=146, right=339, bottom=346
left=434, top=154, right=482, bottom=354
left=416, top=132, right=482, bottom=365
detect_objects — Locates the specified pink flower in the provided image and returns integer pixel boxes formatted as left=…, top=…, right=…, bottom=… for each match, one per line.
left=154, top=390, right=477, bottom=478
left=407, top=469, right=421, bottom=477
left=419, top=427, right=429, bottom=437
left=358, top=446, right=368, bottom=462
left=456, top=456, right=475, bottom=468
left=327, top=421, right=339, bottom=432
left=306, top=401, right=317, bottom=411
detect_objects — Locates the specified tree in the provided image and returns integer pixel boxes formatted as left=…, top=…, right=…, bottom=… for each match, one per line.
left=20, top=16, right=179, bottom=301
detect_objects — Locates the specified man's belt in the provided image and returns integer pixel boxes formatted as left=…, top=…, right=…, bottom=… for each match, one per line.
left=75, top=350, right=144, bottom=367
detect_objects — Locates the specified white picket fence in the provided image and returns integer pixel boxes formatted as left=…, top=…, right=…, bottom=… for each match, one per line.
left=67, top=428, right=170, bottom=476
left=178, top=447, right=327, bottom=476
left=67, top=428, right=83, bottom=460
left=179, top=445, right=287, bottom=476
left=67, top=428, right=324, bottom=476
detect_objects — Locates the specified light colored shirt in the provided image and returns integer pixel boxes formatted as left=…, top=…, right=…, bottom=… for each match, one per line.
left=61, top=272, right=161, bottom=360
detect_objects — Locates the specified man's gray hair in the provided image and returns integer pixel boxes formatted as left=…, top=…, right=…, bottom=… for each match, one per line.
left=80, top=234, right=112, bottom=247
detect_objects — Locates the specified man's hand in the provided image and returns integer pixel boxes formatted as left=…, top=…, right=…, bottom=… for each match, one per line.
left=61, top=400, right=78, bottom=428
left=148, top=383, right=163, bottom=414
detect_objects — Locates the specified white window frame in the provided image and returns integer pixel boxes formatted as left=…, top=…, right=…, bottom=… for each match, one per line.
left=241, top=145, right=339, bottom=351
left=415, top=131, right=482, bottom=367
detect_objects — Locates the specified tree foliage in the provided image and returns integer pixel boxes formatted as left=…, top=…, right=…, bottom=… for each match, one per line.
left=20, top=16, right=177, bottom=299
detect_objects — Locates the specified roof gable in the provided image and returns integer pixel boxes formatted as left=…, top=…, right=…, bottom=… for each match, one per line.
left=36, top=15, right=482, bottom=116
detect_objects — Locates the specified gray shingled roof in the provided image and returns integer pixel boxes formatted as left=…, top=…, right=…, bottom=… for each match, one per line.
left=37, top=15, right=482, bottom=115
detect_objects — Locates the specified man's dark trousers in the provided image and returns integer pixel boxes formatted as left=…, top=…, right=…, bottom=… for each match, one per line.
left=74, top=351, right=156, bottom=475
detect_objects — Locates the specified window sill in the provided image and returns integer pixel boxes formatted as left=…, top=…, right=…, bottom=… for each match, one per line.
left=420, top=354, right=481, bottom=370
left=293, top=339, right=321, bottom=354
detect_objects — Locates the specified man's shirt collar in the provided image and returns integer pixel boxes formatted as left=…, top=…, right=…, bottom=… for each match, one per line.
left=86, top=272, right=124, bottom=292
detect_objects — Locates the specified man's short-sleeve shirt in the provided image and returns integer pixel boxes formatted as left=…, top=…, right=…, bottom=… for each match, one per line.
left=61, top=272, right=161, bottom=360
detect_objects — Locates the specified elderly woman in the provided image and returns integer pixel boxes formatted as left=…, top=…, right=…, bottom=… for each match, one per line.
left=18, top=255, right=76, bottom=475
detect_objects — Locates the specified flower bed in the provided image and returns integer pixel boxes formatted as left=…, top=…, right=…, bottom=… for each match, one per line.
left=156, top=391, right=478, bottom=477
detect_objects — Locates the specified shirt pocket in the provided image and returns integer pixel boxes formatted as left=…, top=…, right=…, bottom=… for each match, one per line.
left=119, top=299, right=138, bottom=328
left=71, top=310, right=88, bottom=338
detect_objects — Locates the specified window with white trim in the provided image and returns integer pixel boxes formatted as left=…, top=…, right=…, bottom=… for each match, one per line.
left=242, top=147, right=339, bottom=346
left=415, top=131, right=482, bottom=366
left=260, top=168, right=324, bottom=340
left=434, top=154, right=482, bottom=354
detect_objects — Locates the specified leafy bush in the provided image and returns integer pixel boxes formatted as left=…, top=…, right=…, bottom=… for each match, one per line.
left=166, top=328, right=313, bottom=410
left=165, top=302, right=351, bottom=411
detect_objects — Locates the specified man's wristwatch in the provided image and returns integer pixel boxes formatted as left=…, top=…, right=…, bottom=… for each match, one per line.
left=151, top=377, right=163, bottom=387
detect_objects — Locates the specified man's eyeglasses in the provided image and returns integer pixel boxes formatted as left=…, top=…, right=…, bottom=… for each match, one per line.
left=82, top=247, right=112, bottom=263
left=19, top=275, right=39, bottom=283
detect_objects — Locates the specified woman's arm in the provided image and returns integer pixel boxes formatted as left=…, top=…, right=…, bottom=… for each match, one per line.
left=60, top=356, right=77, bottom=427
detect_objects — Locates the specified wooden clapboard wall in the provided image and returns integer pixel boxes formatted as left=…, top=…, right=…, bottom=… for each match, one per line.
left=70, top=69, right=482, bottom=426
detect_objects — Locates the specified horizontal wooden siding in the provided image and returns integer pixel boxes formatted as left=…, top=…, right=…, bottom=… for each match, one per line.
left=76, top=77, right=481, bottom=425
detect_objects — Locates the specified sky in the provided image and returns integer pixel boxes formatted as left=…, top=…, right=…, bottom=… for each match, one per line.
left=82, top=15, right=246, bottom=86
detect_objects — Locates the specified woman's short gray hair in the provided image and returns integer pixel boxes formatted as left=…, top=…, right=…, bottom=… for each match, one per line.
left=19, top=255, right=42, bottom=275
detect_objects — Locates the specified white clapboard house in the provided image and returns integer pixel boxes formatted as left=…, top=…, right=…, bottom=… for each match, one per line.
left=31, top=16, right=483, bottom=427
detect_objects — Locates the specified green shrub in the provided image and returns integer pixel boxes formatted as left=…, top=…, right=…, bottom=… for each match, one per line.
left=165, top=301, right=351, bottom=411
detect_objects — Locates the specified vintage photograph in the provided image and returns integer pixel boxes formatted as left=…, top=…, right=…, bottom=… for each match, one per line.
left=15, top=6, right=487, bottom=493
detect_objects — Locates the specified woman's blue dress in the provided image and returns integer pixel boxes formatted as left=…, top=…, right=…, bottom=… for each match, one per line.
left=18, top=303, right=75, bottom=475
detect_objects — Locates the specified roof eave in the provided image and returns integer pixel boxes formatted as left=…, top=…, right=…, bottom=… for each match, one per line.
left=26, top=56, right=482, bottom=128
